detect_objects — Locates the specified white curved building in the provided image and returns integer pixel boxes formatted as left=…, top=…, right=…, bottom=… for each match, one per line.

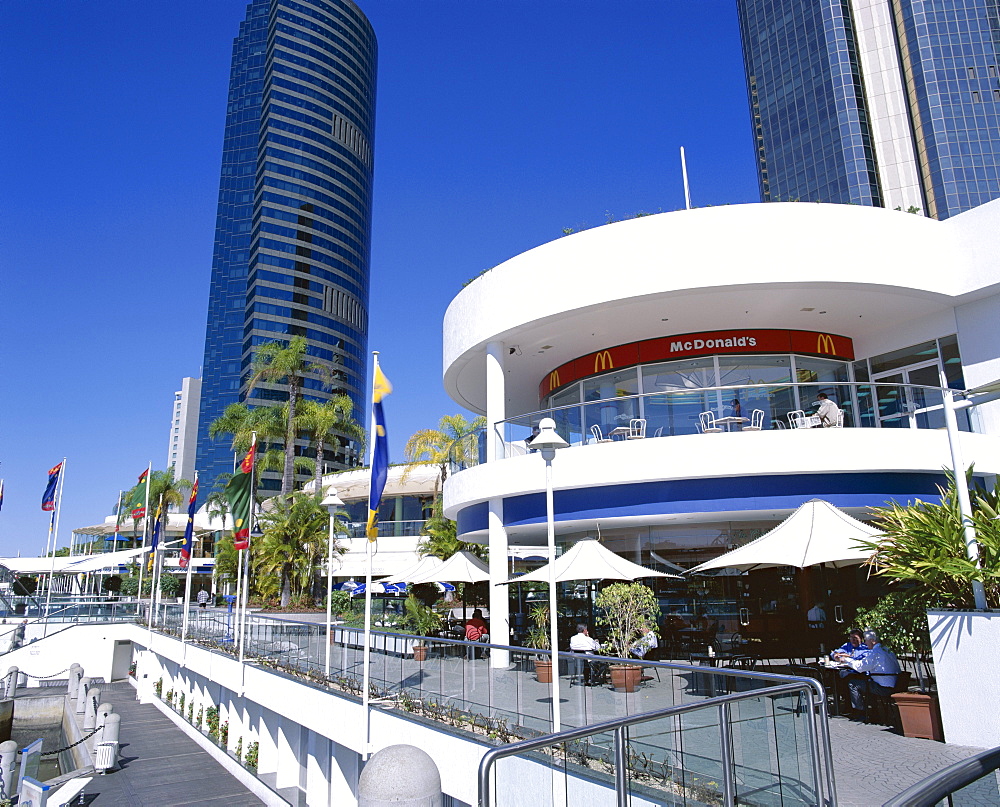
left=441, top=200, right=1000, bottom=648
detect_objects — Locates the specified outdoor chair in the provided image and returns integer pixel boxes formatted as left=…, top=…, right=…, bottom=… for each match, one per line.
left=627, top=418, right=647, bottom=439
left=836, top=409, right=845, bottom=428
left=742, top=409, right=765, bottom=431
left=652, top=426, right=663, bottom=438
left=788, top=410, right=807, bottom=429
left=699, top=412, right=723, bottom=433
left=590, top=424, right=613, bottom=444
left=865, top=670, right=912, bottom=726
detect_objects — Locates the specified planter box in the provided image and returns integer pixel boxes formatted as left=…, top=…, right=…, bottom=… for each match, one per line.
left=892, top=692, right=943, bottom=741
left=928, top=609, right=1000, bottom=748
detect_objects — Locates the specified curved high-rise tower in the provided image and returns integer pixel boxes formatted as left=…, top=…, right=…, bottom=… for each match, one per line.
left=197, top=0, right=376, bottom=494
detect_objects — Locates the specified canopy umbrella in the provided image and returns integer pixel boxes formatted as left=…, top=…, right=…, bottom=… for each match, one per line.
left=686, top=499, right=879, bottom=573
left=381, top=555, right=446, bottom=585
left=405, top=550, right=490, bottom=585
left=350, top=582, right=407, bottom=597
left=498, top=539, right=681, bottom=585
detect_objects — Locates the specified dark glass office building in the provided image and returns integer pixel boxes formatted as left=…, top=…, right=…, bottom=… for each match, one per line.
left=737, top=0, right=1000, bottom=219
left=197, top=0, right=376, bottom=494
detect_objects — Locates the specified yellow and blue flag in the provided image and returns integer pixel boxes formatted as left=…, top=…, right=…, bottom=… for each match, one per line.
left=366, top=365, right=392, bottom=541
left=41, top=462, right=62, bottom=512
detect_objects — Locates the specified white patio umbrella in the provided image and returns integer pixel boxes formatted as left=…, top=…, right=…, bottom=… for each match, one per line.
left=405, top=550, right=490, bottom=584
left=686, top=499, right=880, bottom=573
left=381, top=555, right=446, bottom=585
left=498, top=539, right=681, bottom=585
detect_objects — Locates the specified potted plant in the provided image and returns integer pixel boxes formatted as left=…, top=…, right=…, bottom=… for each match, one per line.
left=856, top=590, right=944, bottom=740
left=403, top=594, right=441, bottom=662
left=159, top=573, right=182, bottom=602
left=595, top=582, right=660, bottom=693
left=855, top=472, right=1000, bottom=745
left=525, top=603, right=553, bottom=683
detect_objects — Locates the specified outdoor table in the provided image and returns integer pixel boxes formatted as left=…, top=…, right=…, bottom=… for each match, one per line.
left=806, top=662, right=854, bottom=716
left=607, top=426, right=631, bottom=439
left=714, top=416, right=749, bottom=432
left=792, top=415, right=822, bottom=429
left=688, top=652, right=740, bottom=696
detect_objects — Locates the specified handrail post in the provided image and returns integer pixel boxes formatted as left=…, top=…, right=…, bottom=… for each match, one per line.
left=614, top=726, right=629, bottom=807
left=718, top=702, right=735, bottom=807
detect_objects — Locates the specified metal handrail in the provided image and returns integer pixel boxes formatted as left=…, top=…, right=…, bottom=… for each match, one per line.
left=478, top=680, right=835, bottom=807
left=881, top=745, right=1000, bottom=807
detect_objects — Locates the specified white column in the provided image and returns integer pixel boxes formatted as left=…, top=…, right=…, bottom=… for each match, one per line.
left=486, top=342, right=510, bottom=668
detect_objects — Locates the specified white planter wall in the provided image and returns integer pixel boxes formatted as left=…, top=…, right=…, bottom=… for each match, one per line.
left=928, top=609, right=1000, bottom=748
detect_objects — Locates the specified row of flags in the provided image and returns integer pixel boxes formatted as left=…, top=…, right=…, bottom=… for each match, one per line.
left=23, top=359, right=394, bottom=563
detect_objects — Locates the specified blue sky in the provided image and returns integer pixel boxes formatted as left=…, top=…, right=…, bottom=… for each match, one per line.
left=0, top=1, right=759, bottom=555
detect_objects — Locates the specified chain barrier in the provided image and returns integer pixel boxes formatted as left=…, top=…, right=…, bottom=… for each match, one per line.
left=41, top=725, right=100, bottom=757
left=16, top=667, right=71, bottom=679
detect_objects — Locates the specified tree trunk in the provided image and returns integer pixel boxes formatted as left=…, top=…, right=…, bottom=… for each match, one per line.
left=315, top=439, right=325, bottom=487
left=280, top=567, right=292, bottom=608
left=282, top=378, right=299, bottom=494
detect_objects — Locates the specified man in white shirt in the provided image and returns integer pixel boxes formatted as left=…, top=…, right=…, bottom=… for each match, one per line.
left=845, top=630, right=901, bottom=718
left=814, top=393, right=841, bottom=428
left=570, top=624, right=602, bottom=685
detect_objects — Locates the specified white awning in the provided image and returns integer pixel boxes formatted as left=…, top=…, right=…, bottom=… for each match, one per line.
left=0, top=546, right=151, bottom=575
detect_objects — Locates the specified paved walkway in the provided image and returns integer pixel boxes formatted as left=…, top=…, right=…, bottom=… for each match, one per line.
left=85, top=681, right=263, bottom=806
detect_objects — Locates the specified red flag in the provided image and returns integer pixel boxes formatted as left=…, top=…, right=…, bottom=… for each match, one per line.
left=240, top=442, right=256, bottom=474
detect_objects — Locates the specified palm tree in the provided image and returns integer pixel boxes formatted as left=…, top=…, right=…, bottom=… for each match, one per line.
left=403, top=414, right=487, bottom=496
left=297, top=396, right=366, bottom=486
left=253, top=489, right=345, bottom=607
left=122, top=468, right=192, bottom=540
left=417, top=499, right=487, bottom=561
left=247, top=336, right=327, bottom=494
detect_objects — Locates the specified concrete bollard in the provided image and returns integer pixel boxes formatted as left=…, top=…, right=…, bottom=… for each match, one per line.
left=68, top=664, right=82, bottom=699
left=83, top=687, right=101, bottom=730
left=0, top=739, right=15, bottom=799
left=358, top=744, right=442, bottom=807
left=95, top=703, right=114, bottom=742
left=3, top=668, right=17, bottom=699
left=102, top=713, right=120, bottom=745
left=76, top=677, right=92, bottom=714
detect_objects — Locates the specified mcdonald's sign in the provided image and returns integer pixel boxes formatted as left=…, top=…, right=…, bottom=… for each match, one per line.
left=816, top=333, right=835, bottom=354
left=538, top=328, right=854, bottom=401
left=593, top=351, right=614, bottom=372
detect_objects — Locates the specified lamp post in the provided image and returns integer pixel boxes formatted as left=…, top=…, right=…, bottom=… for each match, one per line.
left=322, top=489, right=345, bottom=679
left=238, top=524, right=263, bottom=664
left=531, top=417, right=569, bottom=733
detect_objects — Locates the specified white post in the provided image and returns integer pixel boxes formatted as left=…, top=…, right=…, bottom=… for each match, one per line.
left=324, top=497, right=340, bottom=679
left=544, top=455, right=562, bottom=734
left=486, top=341, right=510, bottom=668
left=233, top=548, right=244, bottom=645
left=361, top=539, right=374, bottom=758
left=942, top=390, right=989, bottom=610
left=680, top=146, right=692, bottom=210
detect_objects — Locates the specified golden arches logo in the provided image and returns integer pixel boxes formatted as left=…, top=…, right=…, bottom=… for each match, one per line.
left=594, top=351, right=614, bottom=372
left=547, top=370, right=561, bottom=392
left=816, top=333, right=835, bottom=354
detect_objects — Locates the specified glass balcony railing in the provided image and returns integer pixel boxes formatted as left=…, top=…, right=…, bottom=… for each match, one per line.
left=482, top=381, right=974, bottom=461
left=342, top=520, right=427, bottom=539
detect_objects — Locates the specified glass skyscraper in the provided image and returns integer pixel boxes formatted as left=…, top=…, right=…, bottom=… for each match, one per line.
left=737, top=0, right=1000, bottom=219
left=197, top=0, right=376, bottom=494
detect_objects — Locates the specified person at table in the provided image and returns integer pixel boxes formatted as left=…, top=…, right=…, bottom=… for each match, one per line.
left=806, top=602, right=826, bottom=630
left=813, top=393, right=841, bottom=427
left=465, top=609, right=490, bottom=643
left=630, top=622, right=659, bottom=658
left=832, top=629, right=866, bottom=661
left=727, top=398, right=742, bottom=419
left=570, top=623, right=602, bottom=685
left=844, top=630, right=901, bottom=718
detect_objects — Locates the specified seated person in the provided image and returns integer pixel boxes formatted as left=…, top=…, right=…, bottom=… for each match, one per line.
left=570, top=623, right=602, bottom=685
left=844, top=630, right=901, bottom=718
left=630, top=622, right=659, bottom=658
left=813, top=393, right=841, bottom=428
left=831, top=629, right=866, bottom=661
left=465, top=609, right=489, bottom=643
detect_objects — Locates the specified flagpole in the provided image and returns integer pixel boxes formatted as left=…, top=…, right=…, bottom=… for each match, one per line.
left=238, top=433, right=257, bottom=665
left=361, top=352, right=380, bottom=760
left=182, top=473, right=198, bottom=644
left=43, top=458, right=67, bottom=636
left=136, top=462, right=151, bottom=621
left=114, top=490, right=123, bottom=554
left=151, top=495, right=164, bottom=627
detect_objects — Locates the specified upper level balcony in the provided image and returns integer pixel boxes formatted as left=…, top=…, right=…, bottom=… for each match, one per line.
left=443, top=381, right=1000, bottom=538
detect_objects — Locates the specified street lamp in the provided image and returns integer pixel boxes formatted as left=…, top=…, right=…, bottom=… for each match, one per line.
left=322, top=489, right=345, bottom=678
left=531, top=417, right=569, bottom=733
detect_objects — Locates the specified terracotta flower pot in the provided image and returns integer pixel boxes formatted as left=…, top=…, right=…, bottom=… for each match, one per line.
left=534, top=658, right=552, bottom=683
left=610, top=663, right=643, bottom=693
left=892, top=691, right=944, bottom=741
left=413, top=644, right=428, bottom=662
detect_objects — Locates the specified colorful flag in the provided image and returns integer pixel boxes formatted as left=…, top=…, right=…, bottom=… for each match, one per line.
left=180, top=476, right=198, bottom=570
left=226, top=442, right=256, bottom=551
left=150, top=499, right=163, bottom=552
left=129, top=468, right=149, bottom=519
left=366, top=364, right=392, bottom=541
left=41, top=462, right=62, bottom=511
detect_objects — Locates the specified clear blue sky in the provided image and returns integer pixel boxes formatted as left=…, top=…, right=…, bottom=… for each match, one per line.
left=0, top=1, right=759, bottom=555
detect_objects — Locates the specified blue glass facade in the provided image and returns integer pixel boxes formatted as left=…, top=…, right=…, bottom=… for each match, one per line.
left=894, top=0, right=1000, bottom=218
left=197, top=0, right=376, bottom=495
left=737, top=0, right=1000, bottom=218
